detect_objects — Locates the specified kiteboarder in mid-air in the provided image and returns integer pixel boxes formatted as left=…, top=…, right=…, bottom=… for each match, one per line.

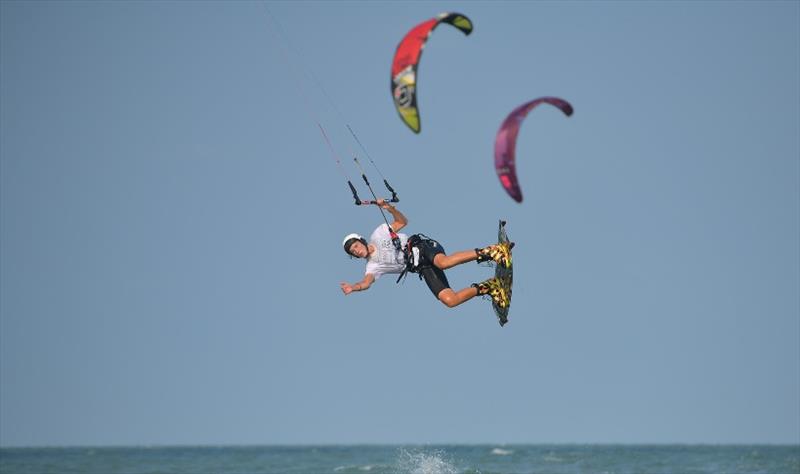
left=340, top=200, right=512, bottom=309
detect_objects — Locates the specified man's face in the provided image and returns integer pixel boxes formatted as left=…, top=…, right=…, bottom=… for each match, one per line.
left=348, top=241, right=368, bottom=259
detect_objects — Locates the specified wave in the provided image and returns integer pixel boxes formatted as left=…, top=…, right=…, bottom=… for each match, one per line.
left=333, top=465, right=379, bottom=472
left=491, top=448, right=513, bottom=456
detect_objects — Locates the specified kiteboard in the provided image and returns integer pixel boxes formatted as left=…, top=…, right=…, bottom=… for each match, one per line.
left=493, top=220, right=513, bottom=326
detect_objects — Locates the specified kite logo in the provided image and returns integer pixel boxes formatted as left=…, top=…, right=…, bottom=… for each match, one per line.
left=394, top=85, right=412, bottom=107
left=392, top=66, right=416, bottom=108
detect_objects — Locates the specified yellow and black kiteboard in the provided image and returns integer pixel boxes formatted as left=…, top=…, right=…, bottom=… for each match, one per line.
left=492, top=220, right=513, bottom=326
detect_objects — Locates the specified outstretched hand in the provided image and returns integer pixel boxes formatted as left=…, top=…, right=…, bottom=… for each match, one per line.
left=340, top=282, right=354, bottom=295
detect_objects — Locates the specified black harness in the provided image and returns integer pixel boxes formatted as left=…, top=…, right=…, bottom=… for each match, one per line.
left=395, top=233, right=439, bottom=283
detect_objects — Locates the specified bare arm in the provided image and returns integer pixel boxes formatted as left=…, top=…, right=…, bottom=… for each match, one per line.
left=340, top=273, right=375, bottom=295
left=377, top=200, right=407, bottom=233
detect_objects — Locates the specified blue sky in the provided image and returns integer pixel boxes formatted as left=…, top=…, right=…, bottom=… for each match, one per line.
left=1, top=1, right=798, bottom=446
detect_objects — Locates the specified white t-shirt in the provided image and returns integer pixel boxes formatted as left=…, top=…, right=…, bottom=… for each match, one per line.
left=365, top=224, right=408, bottom=280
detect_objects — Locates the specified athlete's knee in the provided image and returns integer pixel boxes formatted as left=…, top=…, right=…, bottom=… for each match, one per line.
left=438, top=290, right=458, bottom=308
left=433, top=253, right=447, bottom=269
left=440, top=297, right=458, bottom=308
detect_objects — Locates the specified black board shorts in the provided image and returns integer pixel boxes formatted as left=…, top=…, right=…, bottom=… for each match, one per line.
left=411, top=236, right=451, bottom=297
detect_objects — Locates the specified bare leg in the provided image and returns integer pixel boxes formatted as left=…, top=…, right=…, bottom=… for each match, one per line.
left=432, top=250, right=479, bottom=270
left=437, top=287, right=480, bottom=308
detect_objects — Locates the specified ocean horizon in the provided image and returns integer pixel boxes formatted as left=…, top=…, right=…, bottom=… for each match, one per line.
left=2, top=443, right=798, bottom=473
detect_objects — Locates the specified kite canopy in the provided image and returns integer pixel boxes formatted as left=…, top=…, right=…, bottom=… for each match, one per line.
left=494, top=97, right=574, bottom=203
left=390, top=12, right=473, bottom=133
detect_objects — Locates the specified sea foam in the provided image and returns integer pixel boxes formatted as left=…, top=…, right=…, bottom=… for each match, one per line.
left=395, top=448, right=459, bottom=474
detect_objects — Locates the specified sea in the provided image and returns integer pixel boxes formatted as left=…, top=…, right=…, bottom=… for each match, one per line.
left=1, top=445, right=798, bottom=474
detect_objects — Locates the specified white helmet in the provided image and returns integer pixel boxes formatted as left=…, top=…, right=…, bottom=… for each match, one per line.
left=342, top=233, right=367, bottom=255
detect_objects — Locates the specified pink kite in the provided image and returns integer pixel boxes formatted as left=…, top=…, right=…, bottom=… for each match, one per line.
left=494, top=97, right=574, bottom=202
